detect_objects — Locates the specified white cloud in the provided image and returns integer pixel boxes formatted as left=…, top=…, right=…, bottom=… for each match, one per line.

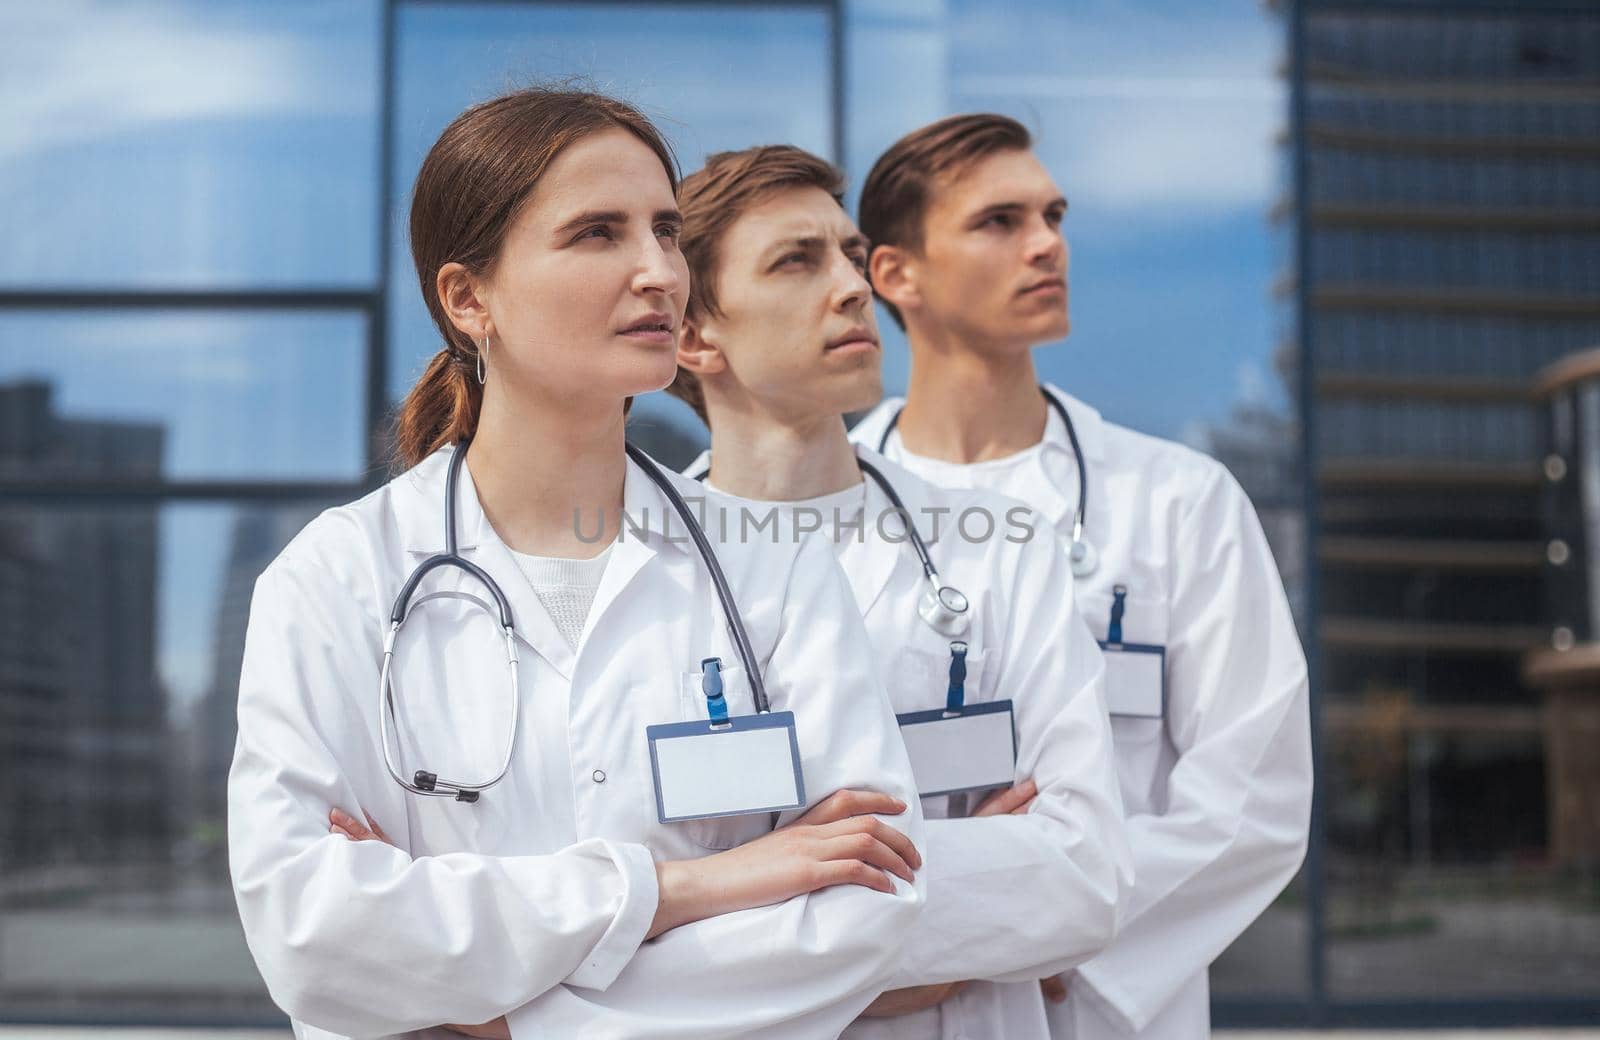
left=950, top=0, right=1285, bottom=218
left=0, top=1, right=371, bottom=162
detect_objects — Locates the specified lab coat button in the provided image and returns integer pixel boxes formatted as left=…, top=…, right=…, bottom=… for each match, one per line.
left=592, top=769, right=607, bottom=783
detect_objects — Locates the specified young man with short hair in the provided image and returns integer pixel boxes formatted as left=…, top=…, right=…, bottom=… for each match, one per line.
left=852, top=113, right=1313, bottom=1040
left=669, top=144, right=1131, bottom=1039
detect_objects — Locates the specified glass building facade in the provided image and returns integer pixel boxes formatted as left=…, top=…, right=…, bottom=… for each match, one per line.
left=1289, top=0, right=1600, bottom=1024
left=1, top=0, right=1595, bottom=1029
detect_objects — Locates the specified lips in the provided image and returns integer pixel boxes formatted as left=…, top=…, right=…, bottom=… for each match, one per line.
left=1019, top=277, right=1067, bottom=297
left=825, top=326, right=879, bottom=352
left=620, top=313, right=673, bottom=335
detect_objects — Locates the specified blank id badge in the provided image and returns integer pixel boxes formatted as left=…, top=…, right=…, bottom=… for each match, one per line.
left=896, top=700, right=1018, bottom=798
left=646, top=712, right=806, bottom=823
left=1099, top=584, right=1167, bottom=718
left=1100, top=642, right=1166, bottom=718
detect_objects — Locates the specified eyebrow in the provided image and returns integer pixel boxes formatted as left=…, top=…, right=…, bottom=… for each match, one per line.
left=968, top=197, right=1069, bottom=222
left=763, top=233, right=871, bottom=263
left=552, top=207, right=682, bottom=237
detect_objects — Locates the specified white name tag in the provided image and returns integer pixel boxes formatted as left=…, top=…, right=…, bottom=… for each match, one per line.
left=647, top=712, right=806, bottom=823
left=895, top=700, right=1017, bottom=798
left=1100, top=642, right=1166, bottom=718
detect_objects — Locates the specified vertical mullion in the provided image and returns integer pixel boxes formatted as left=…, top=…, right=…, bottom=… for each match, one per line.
left=369, top=0, right=399, bottom=486
left=828, top=0, right=846, bottom=167
left=1288, top=0, right=1329, bottom=1025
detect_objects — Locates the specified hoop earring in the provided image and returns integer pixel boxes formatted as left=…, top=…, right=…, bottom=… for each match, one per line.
left=477, top=334, right=488, bottom=386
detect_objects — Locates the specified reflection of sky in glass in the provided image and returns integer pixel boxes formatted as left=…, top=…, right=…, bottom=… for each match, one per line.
left=848, top=0, right=1285, bottom=445
left=0, top=311, right=367, bottom=480
left=387, top=2, right=834, bottom=423
left=0, top=0, right=381, bottom=288
left=0, top=0, right=1289, bottom=701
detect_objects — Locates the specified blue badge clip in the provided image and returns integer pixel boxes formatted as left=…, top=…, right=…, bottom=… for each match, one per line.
left=944, top=641, right=968, bottom=716
left=702, top=656, right=730, bottom=726
left=1107, top=585, right=1127, bottom=645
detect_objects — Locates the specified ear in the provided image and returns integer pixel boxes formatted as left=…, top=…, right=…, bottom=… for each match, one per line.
left=869, top=244, right=922, bottom=317
left=677, top=316, right=729, bottom=378
left=436, top=262, right=493, bottom=342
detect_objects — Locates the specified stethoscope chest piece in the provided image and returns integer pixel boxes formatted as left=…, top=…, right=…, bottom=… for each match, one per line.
left=918, top=583, right=971, bottom=639
left=1069, top=526, right=1099, bottom=579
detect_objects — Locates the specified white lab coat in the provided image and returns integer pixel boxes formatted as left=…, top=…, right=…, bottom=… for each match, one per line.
left=227, top=444, right=925, bottom=1040
left=686, top=446, right=1132, bottom=1040
left=853, top=386, right=1312, bottom=1040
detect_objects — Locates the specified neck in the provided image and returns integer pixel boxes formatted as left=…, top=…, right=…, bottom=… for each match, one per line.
left=704, top=397, right=860, bottom=502
left=898, top=324, right=1047, bottom=463
left=465, top=381, right=626, bottom=558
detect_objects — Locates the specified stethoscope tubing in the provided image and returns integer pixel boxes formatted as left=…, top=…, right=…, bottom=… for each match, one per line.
left=381, top=439, right=770, bottom=802
left=876, top=384, right=1088, bottom=548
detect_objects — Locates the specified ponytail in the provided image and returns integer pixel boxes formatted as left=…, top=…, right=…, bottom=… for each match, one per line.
left=392, top=350, right=482, bottom=470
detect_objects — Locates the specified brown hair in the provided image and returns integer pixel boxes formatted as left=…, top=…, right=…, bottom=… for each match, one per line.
left=392, top=86, right=679, bottom=468
left=858, top=113, right=1031, bottom=329
left=667, top=145, right=845, bottom=423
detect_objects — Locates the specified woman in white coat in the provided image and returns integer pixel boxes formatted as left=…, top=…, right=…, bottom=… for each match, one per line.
left=227, top=88, right=925, bottom=1040
left=668, top=144, right=1132, bottom=1039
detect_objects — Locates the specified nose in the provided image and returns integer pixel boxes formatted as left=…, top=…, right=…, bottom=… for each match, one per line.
left=832, top=251, right=872, bottom=312
left=1025, top=214, right=1065, bottom=270
left=634, top=234, right=684, bottom=297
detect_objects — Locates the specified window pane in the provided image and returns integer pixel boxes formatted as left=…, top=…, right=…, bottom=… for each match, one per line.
left=0, top=1, right=381, bottom=288
left=386, top=2, right=834, bottom=403
left=0, top=311, right=368, bottom=483
left=0, top=501, right=327, bottom=1020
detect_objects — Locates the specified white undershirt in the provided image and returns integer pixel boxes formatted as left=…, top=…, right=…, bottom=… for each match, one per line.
left=702, top=478, right=868, bottom=544
left=508, top=543, right=614, bottom=650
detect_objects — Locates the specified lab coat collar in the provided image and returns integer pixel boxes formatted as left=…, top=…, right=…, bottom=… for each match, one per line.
left=1039, top=382, right=1107, bottom=464
left=847, top=446, right=933, bottom=621
left=394, top=444, right=694, bottom=558
left=850, top=382, right=1107, bottom=465
left=391, top=445, right=689, bottom=679
left=677, top=443, right=918, bottom=622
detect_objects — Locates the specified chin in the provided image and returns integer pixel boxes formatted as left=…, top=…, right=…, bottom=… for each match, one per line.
left=623, top=355, right=682, bottom=396
left=816, top=369, right=883, bottom=417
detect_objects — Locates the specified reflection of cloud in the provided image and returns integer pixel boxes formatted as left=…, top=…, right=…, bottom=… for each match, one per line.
left=955, top=81, right=1280, bottom=216
left=0, top=0, right=371, bottom=161
left=949, top=0, right=1283, bottom=218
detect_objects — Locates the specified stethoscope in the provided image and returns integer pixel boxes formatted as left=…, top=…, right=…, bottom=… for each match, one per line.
left=877, top=385, right=1098, bottom=580
left=687, top=453, right=972, bottom=640
left=379, top=439, right=770, bottom=803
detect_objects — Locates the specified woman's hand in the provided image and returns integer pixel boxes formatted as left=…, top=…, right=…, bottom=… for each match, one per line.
left=326, top=809, right=510, bottom=1039
left=648, top=789, right=920, bottom=938
left=971, top=777, right=1037, bottom=817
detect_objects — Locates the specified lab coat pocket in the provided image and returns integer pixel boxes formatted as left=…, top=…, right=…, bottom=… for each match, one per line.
left=886, top=643, right=996, bottom=716
left=673, top=665, right=778, bottom=851
left=889, top=644, right=1003, bottom=813
left=1084, top=586, right=1172, bottom=812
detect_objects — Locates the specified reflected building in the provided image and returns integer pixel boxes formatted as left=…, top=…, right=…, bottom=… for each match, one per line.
left=0, top=381, right=166, bottom=868
left=191, top=507, right=320, bottom=838
left=1203, top=394, right=1308, bottom=626
left=1289, top=0, right=1600, bottom=995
